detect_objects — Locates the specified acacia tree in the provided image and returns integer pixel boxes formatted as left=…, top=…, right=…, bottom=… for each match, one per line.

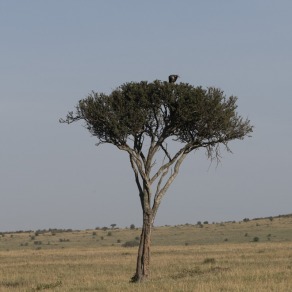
left=60, top=80, right=253, bottom=282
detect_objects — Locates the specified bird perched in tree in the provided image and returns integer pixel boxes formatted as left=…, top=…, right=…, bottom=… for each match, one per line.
left=168, top=75, right=179, bottom=83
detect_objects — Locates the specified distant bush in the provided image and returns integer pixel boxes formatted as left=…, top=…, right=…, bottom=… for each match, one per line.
left=34, top=241, right=42, bottom=245
left=243, top=218, right=250, bottom=222
left=245, top=233, right=248, bottom=237
left=135, top=236, right=140, bottom=241
left=203, top=221, right=208, bottom=225
left=48, top=228, right=73, bottom=234
left=122, top=240, right=139, bottom=247
left=117, top=239, right=121, bottom=243
left=130, top=224, right=135, bottom=230
left=92, top=232, right=97, bottom=236
left=59, top=238, right=70, bottom=242
left=203, top=258, right=216, bottom=264
left=197, top=221, right=203, bottom=228
left=102, top=227, right=108, bottom=231
left=107, top=232, right=112, bottom=236
left=253, top=237, right=259, bottom=242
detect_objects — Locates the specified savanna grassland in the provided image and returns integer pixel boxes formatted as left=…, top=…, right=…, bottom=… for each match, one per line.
left=0, top=215, right=292, bottom=291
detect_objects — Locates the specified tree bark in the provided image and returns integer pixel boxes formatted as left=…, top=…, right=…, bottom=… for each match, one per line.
left=131, top=211, right=153, bottom=282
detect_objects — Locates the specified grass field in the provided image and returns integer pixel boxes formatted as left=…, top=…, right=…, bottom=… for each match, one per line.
left=0, top=215, right=291, bottom=291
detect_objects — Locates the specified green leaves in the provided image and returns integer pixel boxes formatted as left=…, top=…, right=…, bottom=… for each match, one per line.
left=61, top=81, right=253, bottom=148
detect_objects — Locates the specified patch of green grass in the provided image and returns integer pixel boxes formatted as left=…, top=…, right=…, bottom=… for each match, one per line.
left=34, top=280, right=62, bottom=290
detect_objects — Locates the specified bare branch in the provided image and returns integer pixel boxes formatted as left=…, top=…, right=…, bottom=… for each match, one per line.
left=118, top=144, right=150, bottom=188
left=155, top=166, right=169, bottom=197
left=129, top=154, right=143, bottom=207
left=160, top=142, right=171, bottom=161
left=152, top=152, right=188, bottom=218
left=150, top=143, right=194, bottom=184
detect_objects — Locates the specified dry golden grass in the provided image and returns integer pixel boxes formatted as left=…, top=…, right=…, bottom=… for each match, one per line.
left=0, top=243, right=292, bottom=291
left=0, top=216, right=291, bottom=291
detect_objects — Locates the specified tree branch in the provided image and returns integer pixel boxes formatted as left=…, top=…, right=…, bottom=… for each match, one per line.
left=129, top=154, right=144, bottom=208
left=155, top=166, right=169, bottom=198
left=160, top=142, right=171, bottom=161
left=59, top=111, right=81, bottom=124
left=118, top=144, right=151, bottom=189
left=152, top=152, right=188, bottom=219
left=150, top=143, right=193, bottom=184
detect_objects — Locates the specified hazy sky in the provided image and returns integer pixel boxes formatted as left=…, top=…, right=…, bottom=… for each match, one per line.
left=1, top=1, right=291, bottom=231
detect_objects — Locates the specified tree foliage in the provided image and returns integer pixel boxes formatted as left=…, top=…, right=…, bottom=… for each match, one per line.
left=63, top=81, right=251, bottom=146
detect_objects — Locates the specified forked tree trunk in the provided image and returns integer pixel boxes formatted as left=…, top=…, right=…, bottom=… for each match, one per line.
left=131, top=211, right=153, bottom=282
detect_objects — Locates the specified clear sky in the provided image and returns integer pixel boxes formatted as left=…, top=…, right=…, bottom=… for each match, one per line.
left=1, top=1, right=291, bottom=231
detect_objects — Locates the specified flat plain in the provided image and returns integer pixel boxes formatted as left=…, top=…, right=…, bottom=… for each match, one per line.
left=0, top=215, right=292, bottom=291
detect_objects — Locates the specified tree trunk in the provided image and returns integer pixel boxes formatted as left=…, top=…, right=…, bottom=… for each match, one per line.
left=131, top=211, right=152, bottom=282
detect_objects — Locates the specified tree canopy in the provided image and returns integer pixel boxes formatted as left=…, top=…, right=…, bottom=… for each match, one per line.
left=62, top=80, right=251, bottom=154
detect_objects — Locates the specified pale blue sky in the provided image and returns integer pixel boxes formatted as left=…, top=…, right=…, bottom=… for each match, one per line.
left=1, top=1, right=291, bottom=231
